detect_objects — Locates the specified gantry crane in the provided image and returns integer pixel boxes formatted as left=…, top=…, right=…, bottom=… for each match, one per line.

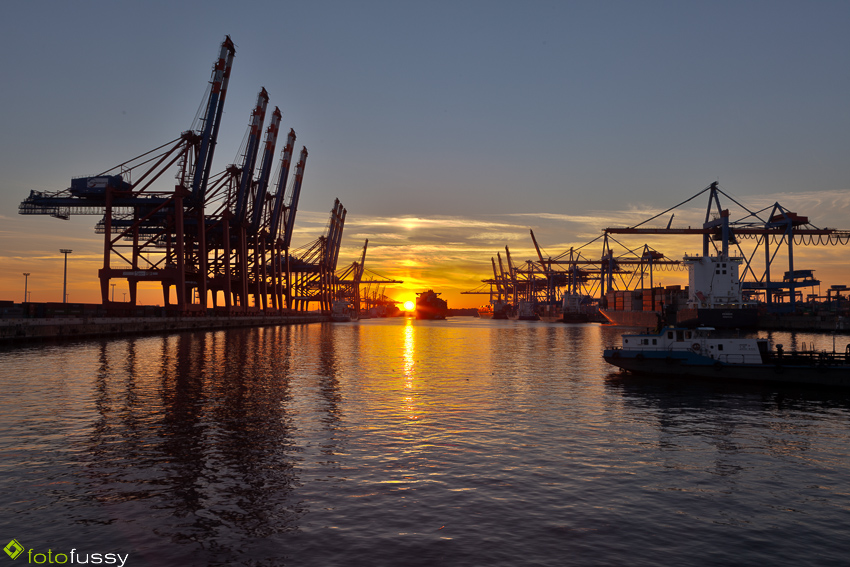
left=18, top=36, right=349, bottom=316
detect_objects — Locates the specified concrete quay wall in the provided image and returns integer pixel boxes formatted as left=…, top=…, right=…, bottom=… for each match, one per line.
left=0, top=314, right=327, bottom=343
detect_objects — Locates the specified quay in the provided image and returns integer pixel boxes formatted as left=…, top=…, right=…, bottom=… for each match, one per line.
left=0, top=313, right=326, bottom=343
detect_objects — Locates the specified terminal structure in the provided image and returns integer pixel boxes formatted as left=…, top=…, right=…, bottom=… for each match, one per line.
left=18, top=36, right=360, bottom=316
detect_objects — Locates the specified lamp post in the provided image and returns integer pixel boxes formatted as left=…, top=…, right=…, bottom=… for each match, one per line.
left=23, top=273, right=30, bottom=303
left=111, top=283, right=116, bottom=302
left=60, top=249, right=73, bottom=303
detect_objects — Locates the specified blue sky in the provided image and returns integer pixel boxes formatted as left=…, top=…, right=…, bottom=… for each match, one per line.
left=1, top=1, right=848, bottom=306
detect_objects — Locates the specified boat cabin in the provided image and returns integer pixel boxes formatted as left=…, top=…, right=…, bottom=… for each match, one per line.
left=620, top=326, right=769, bottom=364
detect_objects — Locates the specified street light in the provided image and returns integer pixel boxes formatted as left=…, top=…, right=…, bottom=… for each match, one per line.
left=111, top=283, right=116, bottom=302
left=60, top=249, right=73, bottom=303
left=23, top=273, right=30, bottom=303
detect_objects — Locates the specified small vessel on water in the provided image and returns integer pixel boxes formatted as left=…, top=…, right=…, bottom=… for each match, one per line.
left=330, top=300, right=358, bottom=322
left=603, top=326, right=850, bottom=387
left=477, top=305, right=494, bottom=319
left=415, top=290, right=448, bottom=320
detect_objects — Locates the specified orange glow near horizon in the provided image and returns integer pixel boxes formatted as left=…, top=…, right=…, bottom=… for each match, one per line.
left=403, top=300, right=415, bottom=311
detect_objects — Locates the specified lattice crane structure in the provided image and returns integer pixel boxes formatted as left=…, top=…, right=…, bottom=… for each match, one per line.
left=18, top=37, right=349, bottom=315
left=472, top=181, right=850, bottom=315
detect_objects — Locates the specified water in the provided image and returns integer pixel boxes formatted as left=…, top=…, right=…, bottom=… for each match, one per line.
left=1, top=318, right=849, bottom=566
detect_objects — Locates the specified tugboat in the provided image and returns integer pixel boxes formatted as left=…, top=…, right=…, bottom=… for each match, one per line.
left=603, top=326, right=850, bottom=387
left=415, top=290, right=448, bottom=320
left=477, top=305, right=494, bottom=319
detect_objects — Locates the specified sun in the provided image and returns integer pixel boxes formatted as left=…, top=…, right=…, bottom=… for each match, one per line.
left=403, top=300, right=415, bottom=311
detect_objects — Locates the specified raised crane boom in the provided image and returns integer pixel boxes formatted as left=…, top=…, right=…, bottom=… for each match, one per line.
left=192, top=35, right=236, bottom=202
left=250, top=106, right=281, bottom=232
left=281, top=147, right=308, bottom=249
left=233, top=88, right=269, bottom=225
left=530, top=229, right=546, bottom=265
left=269, top=129, right=296, bottom=239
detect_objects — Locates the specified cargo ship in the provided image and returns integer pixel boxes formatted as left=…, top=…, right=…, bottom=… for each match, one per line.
left=330, top=300, right=358, bottom=322
left=491, top=300, right=511, bottom=319
left=599, top=255, right=758, bottom=329
left=415, top=290, right=448, bottom=320
left=509, top=301, right=540, bottom=321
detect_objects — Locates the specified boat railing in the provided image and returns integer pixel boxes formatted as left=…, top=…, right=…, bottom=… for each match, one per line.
left=764, top=350, right=850, bottom=365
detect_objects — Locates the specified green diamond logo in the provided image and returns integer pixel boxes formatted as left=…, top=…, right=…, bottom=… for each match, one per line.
left=4, top=539, right=24, bottom=560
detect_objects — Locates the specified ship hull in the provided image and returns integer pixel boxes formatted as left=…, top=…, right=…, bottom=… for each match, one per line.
left=601, top=308, right=758, bottom=329
left=415, top=311, right=446, bottom=320
left=603, top=349, right=850, bottom=387
left=599, top=309, right=659, bottom=328
left=676, top=307, right=758, bottom=329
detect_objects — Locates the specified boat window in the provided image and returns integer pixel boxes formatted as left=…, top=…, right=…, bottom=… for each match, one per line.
left=718, top=344, right=724, bottom=351
left=667, top=332, right=673, bottom=339
left=685, top=331, right=692, bottom=339
left=676, top=331, right=684, bottom=341
left=652, top=339, right=657, bottom=345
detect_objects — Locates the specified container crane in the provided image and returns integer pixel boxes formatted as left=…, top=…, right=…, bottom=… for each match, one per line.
left=18, top=36, right=238, bottom=312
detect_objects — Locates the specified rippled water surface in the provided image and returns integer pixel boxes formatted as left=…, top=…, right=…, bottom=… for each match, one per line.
left=2, top=319, right=850, bottom=566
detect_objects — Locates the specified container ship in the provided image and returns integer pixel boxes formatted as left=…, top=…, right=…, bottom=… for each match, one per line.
left=415, top=290, right=448, bottom=320
left=600, top=255, right=758, bottom=329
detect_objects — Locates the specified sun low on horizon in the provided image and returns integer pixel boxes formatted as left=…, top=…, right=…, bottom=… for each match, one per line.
left=403, top=300, right=415, bottom=311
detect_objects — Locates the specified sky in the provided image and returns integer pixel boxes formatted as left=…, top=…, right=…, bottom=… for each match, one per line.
left=1, top=0, right=849, bottom=308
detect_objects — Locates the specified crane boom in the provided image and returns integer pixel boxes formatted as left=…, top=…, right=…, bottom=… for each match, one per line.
left=268, top=129, right=296, bottom=239
left=233, top=88, right=269, bottom=225
left=529, top=229, right=546, bottom=265
left=504, top=246, right=517, bottom=284
left=250, top=106, right=281, bottom=232
left=355, top=239, right=369, bottom=283
left=281, top=147, right=307, bottom=249
left=192, top=35, right=236, bottom=201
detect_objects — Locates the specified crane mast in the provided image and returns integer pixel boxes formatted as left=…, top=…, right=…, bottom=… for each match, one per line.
left=233, top=88, right=269, bottom=225
left=282, top=147, right=308, bottom=249
left=250, top=107, right=281, bottom=233
left=269, top=129, right=296, bottom=240
left=192, top=35, right=236, bottom=202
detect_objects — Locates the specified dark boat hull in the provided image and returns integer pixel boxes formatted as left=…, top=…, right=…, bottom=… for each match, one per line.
left=603, top=349, right=850, bottom=387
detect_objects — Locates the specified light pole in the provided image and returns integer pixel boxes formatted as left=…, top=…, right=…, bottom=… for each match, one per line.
left=60, top=249, right=73, bottom=303
left=111, top=283, right=116, bottom=302
left=23, top=273, right=30, bottom=303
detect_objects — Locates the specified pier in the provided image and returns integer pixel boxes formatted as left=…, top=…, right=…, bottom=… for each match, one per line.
left=0, top=312, right=326, bottom=343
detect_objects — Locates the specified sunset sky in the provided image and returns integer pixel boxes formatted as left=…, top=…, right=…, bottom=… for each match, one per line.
left=1, top=1, right=849, bottom=309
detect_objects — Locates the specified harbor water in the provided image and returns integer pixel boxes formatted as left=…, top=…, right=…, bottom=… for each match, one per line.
left=1, top=318, right=849, bottom=566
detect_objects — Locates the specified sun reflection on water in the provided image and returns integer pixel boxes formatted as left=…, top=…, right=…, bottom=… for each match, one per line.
left=402, top=319, right=418, bottom=420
